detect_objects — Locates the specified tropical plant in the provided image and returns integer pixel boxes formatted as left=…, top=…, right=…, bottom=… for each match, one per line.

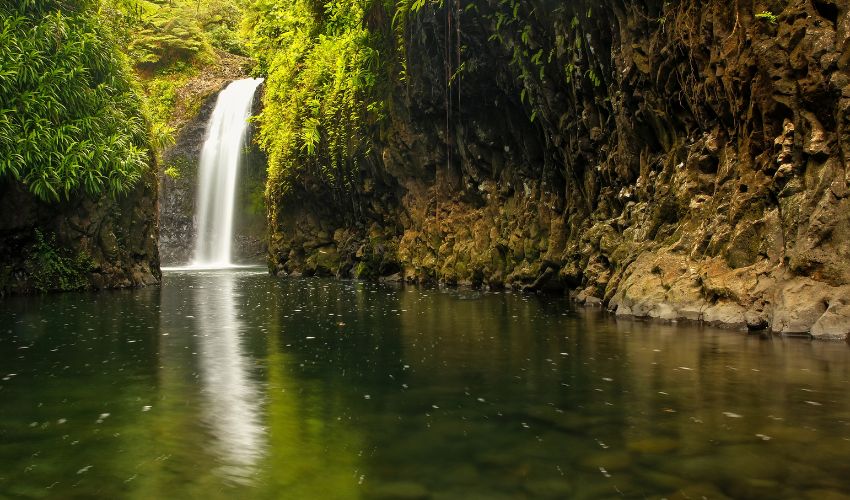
left=25, top=230, right=93, bottom=292
left=755, top=11, right=778, bottom=25
left=0, top=1, right=151, bottom=202
left=245, top=0, right=386, bottom=210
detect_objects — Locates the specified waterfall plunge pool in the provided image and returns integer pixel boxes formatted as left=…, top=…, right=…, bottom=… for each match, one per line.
left=1, top=269, right=849, bottom=499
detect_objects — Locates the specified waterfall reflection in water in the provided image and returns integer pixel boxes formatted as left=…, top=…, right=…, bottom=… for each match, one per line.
left=192, top=270, right=265, bottom=484
left=1, top=272, right=849, bottom=499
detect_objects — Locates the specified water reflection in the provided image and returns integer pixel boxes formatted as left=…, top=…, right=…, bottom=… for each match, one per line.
left=1, top=273, right=849, bottom=499
left=192, top=271, right=265, bottom=484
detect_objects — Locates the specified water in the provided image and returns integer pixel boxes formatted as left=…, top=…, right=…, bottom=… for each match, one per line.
left=192, top=78, right=264, bottom=268
left=2, top=270, right=850, bottom=499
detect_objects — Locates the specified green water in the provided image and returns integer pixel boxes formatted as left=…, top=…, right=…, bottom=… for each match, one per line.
left=1, top=269, right=849, bottom=499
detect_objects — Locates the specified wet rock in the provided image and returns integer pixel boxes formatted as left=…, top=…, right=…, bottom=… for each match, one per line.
left=309, top=246, right=340, bottom=276
left=263, top=0, right=850, bottom=338
left=0, top=169, right=160, bottom=295
left=810, top=300, right=850, bottom=340
left=772, top=281, right=831, bottom=334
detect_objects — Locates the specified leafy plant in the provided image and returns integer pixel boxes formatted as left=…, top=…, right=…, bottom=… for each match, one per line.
left=100, top=0, right=249, bottom=160
left=0, top=2, right=152, bottom=202
left=755, top=11, right=778, bottom=24
left=164, top=165, right=181, bottom=179
left=25, top=230, right=93, bottom=292
left=128, top=15, right=208, bottom=67
left=245, top=0, right=386, bottom=210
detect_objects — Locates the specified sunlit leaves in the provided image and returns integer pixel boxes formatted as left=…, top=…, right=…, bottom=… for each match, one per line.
left=301, top=117, right=321, bottom=155
left=0, top=4, right=151, bottom=202
left=247, top=0, right=381, bottom=203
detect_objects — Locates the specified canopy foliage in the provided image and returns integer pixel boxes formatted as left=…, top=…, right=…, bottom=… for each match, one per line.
left=244, top=0, right=390, bottom=207
left=0, top=0, right=150, bottom=202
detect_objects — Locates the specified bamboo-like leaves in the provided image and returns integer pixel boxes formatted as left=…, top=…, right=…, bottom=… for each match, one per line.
left=0, top=4, right=151, bottom=202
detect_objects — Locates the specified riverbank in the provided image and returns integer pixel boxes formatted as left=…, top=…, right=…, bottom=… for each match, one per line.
left=262, top=1, right=850, bottom=341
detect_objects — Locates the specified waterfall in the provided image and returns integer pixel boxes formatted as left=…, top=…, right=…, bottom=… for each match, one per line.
left=192, top=78, right=264, bottom=268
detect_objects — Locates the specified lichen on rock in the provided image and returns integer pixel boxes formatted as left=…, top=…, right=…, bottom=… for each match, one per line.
left=263, top=0, right=850, bottom=340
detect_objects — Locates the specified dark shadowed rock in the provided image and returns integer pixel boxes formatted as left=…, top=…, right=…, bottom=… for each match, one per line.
left=265, top=1, right=850, bottom=338
left=0, top=168, right=160, bottom=296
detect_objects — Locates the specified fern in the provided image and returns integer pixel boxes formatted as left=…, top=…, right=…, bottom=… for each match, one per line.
left=247, top=0, right=384, bottom=207
left=25, top=230, right=93, bottom=292
left=755, top=11, right=778, bottom=24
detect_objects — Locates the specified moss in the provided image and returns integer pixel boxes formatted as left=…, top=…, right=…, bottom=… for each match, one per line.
left=352, top=261, right=372, bottom=279
left=25, top=230, right=93, bottom=293
left=161, top=155, right=193, bottom=180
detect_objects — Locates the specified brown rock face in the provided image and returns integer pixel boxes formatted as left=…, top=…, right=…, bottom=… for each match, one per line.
left=268, top=0, right=850, bottom=339
left=0, top=168, right=161, bottom=296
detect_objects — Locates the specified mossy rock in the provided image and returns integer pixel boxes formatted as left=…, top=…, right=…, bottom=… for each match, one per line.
left=352, top=261, right=373, bottom=279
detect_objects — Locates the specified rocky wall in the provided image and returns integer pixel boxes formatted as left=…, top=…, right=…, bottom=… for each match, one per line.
left=268, top=0, right=850, bottom=340
left=0, top=169, right=161, bottom=296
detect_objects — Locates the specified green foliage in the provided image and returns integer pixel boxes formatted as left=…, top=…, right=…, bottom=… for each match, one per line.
left=141, top=73, right=187, bottom=150
left=207, top=23, right=246, bottom=55
left=1, top=0, right=98, bottom=14
left=162, top=154, right=193, bottom=181
left=0, top=2, right=151, bottom=202
left=128, top=15, right=208, bottom=67
left=100, top=0, right=248, bottom=163
left=391, top=0, right=430, bottom=81
left=755, top=11, right=778, bottom=24
left=248, top=184, right=266, bottom=215
left=164, top=165, right=181, bottom=179
left=102, top=0, right=246, bottom=70
left=245, top=0, right=385, bottom=203
left=486, top=0, right=606, bottom=126
left=25, top=230, right=93, bottom=292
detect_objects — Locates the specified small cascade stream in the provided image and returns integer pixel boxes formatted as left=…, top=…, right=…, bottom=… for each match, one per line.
left=192, top=78, right=264, bottom=268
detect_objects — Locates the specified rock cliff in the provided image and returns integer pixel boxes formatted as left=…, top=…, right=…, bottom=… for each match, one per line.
left=267, top=0, right=850, bottom=340
left=0, top=169, right=160, bottom=296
